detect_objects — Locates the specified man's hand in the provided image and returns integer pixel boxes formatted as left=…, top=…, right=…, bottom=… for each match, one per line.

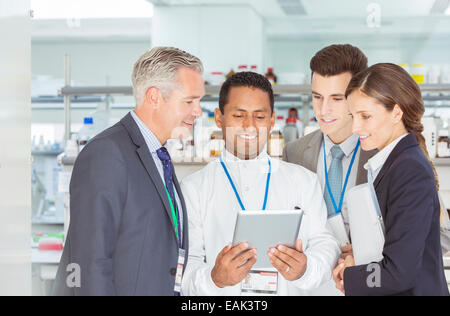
left=268, top=240, right=307, bottom=281
left=341, top=244, right=353, bottom=260
left=333, top=255, right=356, bottom=295
left=211, top=242, right=257, bottom=288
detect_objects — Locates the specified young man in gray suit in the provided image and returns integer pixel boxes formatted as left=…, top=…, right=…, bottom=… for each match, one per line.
left=283, top=44, right=376, bottom=295
left=53, top=47, right=205, bottom=296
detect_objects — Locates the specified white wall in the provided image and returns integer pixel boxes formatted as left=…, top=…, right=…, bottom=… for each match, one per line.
left=0, top=0, right=32, bottom=295
left=265, top=34, right=450, bottom=76
left=152, top=5, right=264, bottom=73
left=32, top=40, right=151, bottom=87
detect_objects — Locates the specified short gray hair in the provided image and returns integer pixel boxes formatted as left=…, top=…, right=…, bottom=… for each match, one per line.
left=132, top=46, right=204, bottom=106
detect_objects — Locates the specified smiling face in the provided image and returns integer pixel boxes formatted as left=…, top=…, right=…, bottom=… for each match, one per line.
left=215, top=86, right=275, bottom=160
left=145, top=67, right=205, bottom=142
left=312, top=72, right=354, bottom=144
left=347, top=89, right=407, bottom=151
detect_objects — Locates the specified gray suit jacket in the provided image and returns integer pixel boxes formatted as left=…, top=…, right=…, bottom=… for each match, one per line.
left=53, top=113, right=189, bottom=296
left=283, top=130, right=377, bottom=185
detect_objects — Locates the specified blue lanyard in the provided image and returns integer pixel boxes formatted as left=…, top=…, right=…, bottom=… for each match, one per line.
left=220, top=156, right=271, bottom=211
left=323, top=137, right=360, bottom=215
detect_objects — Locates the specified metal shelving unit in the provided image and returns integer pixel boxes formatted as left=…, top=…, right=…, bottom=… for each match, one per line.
left=58, top=56, right=450, bottom=142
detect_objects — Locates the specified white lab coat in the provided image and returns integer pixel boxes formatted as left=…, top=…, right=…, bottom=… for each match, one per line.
left=180, top=150, right=340, bottom=296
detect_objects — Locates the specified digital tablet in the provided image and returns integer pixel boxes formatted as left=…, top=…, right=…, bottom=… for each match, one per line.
left=232, top=210, right=304, bottom=269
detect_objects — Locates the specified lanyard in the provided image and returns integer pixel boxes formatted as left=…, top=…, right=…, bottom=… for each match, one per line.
left=164, top=185, right=182, bottom=248
left=220, top=156, right=271, bottom=211
left=323, top=137, right=360, bottom=215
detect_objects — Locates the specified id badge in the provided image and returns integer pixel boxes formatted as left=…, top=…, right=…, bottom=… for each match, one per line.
left=241, top=270, right=279, bottom=295
left=174, top=248, right=186, bottom=294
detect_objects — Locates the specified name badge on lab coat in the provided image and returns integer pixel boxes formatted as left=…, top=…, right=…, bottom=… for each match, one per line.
left=241, top=270, right=278, bottom=295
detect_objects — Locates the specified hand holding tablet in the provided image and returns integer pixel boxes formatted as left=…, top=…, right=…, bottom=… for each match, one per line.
left=268, top=239, right=308, bottom=281
left=232, top=210, right=304, bottom=269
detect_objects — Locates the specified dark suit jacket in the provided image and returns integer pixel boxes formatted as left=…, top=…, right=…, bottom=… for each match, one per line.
left=344, top=134, right=449, bottom=296
left=53, top=113, right=189, bottom=296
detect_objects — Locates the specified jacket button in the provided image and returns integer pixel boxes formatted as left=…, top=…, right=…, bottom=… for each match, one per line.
left=170, top=268, right=177, bottom=276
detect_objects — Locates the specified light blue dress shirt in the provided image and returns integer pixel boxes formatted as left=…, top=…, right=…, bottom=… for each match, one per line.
left=130, top=110, right=184, bottom=241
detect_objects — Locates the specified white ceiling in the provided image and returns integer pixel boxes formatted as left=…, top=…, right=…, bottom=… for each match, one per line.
left=147, top=0, right=448, bottom=18
left=31, top=0, right=450, bottom=40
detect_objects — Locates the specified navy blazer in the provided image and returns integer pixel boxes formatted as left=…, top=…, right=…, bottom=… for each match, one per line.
left=53, top=113, right=189, bottom=296
left=344, top=134, right=449, bottom=296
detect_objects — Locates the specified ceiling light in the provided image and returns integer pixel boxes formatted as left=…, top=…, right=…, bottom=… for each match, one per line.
left=276, top=0, right=307, bottom=16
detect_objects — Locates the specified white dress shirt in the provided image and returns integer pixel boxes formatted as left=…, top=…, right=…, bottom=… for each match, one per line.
left=364, top=134, right=410, bottom=182
left=316, top=134, right=361, bottom=230
left=180, top=149, right=340, bottom=296
left=312, top=133, right=360, bottom=296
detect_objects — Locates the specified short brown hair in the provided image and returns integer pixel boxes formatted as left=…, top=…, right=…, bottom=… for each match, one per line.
left=310, top=44, right=368, bottom=77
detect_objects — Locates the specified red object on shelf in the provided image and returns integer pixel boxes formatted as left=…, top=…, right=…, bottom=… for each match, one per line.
left=286, top=117, right=298, bottom=124
left=38, top=243, right=64, bottom=251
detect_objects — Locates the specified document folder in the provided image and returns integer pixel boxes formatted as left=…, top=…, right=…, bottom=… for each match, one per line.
left=346, top=183, right=385, bottom=265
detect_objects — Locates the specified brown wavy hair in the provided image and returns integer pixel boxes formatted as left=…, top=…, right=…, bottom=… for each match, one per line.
left=345, top=63, right=439, bottom=191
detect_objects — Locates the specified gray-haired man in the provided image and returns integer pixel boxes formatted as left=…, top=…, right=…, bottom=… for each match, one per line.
left=53, top=47, right=205, bottom=296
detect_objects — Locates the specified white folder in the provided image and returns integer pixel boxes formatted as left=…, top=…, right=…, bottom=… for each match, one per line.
left=346, top=183, right=385, bottom=265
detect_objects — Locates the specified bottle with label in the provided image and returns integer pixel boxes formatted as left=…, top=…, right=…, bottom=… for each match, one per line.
left=210, top=130, right=224, bottom=158
left=77, top=117, right=96, bottom=152
left=437, top=129, right=450, bottom=158
left=265, top=68, right=277, bottom=85
left=250, top=65, right=259, bottom=74
left=268, top=127, right=285, bottom=158
left=237, top=65, right=248, bottom=73
left=422, top=117, right=437, bottom=159
left=283, top=117, right=299, bottom=145
left=275, top=116, right=285, bottom=132
left=210, top=72, right=226, bottom=86
left=226, top=69, right=236, bottom=79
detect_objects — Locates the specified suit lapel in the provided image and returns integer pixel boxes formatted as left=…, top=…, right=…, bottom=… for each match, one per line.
left=356, top=148, right=378, bottom=185
left=121, top=113, right=179, bottom=244
left=300, top=130, right=323, bottom=173
left=373, top=134, right=418, bottom=189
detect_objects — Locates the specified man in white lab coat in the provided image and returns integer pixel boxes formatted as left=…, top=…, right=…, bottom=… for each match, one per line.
left=180, top=72, right=340, bottom=296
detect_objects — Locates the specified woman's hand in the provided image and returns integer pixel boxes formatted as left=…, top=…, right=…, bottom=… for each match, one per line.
left=332, top=255, right=355, bottom=295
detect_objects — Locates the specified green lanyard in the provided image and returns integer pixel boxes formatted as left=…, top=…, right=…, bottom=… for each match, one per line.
left=164, top=185, right=181, bottom=246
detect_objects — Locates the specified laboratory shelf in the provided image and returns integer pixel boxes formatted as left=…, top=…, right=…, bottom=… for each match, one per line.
left=434, top=158, right=450, bottom=167
left=32, top=150, right=63, bottom=156
left=58, top=84, right=450, bottom=97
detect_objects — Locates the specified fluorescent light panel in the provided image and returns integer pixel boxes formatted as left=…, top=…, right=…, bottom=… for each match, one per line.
left=430, top=0, right=450, bottom=14
left=276, top=0, right=307, bottom=16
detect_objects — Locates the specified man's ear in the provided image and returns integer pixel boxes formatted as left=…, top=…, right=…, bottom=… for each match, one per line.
left=215, top=108, right=223, bottom=129
left=144, top=87, right=161, bottom=109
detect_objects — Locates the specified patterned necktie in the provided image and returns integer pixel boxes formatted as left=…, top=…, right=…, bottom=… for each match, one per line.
left=324, top=145, right=345, bottom=218
left=156, top=147, right=181, bottom=243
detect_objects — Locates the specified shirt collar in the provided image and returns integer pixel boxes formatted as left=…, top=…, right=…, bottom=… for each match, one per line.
left=221, top=146, right=270, bottom=163
left=130, top=110, right=163, bottom=153
left=324, top=134, right=359, bottom=158
left=364, top=133, right=409, bottom=175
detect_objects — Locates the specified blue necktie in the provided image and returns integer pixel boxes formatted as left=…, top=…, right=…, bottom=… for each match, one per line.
left=324, top=145, right=345, bottom=218
left=156, top=147, right=182, bottom=243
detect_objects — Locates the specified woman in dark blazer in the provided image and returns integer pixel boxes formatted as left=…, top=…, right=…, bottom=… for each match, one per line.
left=332, top=63, right=449, bottom=296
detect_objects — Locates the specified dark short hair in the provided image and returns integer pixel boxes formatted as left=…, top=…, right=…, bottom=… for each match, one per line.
left=219, top=72, right=274, bottom=114
left=310, top=44, right=368, bottom=78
